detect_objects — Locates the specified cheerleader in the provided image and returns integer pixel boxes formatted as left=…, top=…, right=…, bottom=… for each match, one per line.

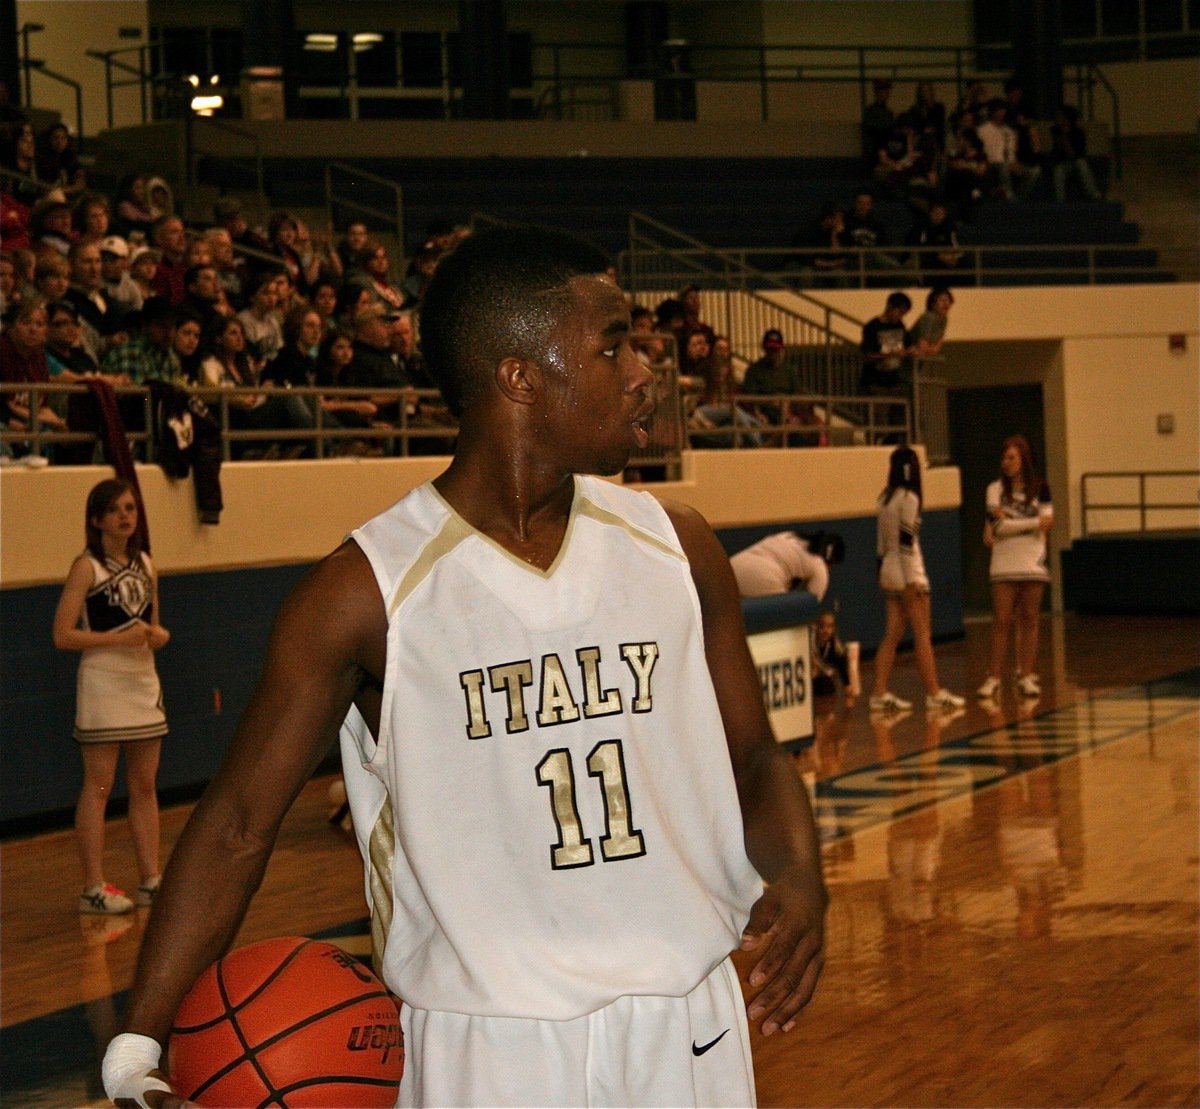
left=870, top=446, right=965, bottom=713
left=53, top=480, right=169, bottom=913
left=978, top=435, right=1053, bottom=699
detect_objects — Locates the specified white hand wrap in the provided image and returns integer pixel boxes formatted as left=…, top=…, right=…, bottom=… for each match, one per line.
left=101, top=1033, right=172, bottom=1107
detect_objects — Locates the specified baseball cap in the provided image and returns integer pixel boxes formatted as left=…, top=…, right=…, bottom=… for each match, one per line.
left=99, top=235, right=129, bottom=258
left=762, top=328, right=785, bottom=350
left=130, top=245, right=162, bottom=265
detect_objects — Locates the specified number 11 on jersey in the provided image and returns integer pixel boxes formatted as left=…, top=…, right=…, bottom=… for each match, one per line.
left=536, top=740, right=647, bottom=870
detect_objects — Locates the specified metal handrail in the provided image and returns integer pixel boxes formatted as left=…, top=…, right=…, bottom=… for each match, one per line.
left=184, top=115, right=266, bottom=200
left=623, top=241, right=1192, bottom=290
left=19, top=23, right=84, bottom=140
left=0, top=163, right=60, bottom=199
left=324, top=162, right=404, bottom=243
left=1080, top=470, right=1200, bottom=536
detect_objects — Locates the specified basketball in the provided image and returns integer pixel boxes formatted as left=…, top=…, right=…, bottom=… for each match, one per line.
left=169, top=937, right=403, bottom=1108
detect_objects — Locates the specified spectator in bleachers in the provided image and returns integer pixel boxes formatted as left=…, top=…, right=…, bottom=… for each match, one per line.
left=906, top=202, right=964, bottom=284
left=99, top=236, right=142, bottom=323
left=34, top=252, right=71, bottom=304
left=653, top=296, right=686, bottom=341
left=689, top=334, right=762, bottom=449
left=235, top=270, right=285, bottom=364
left=862, top=78, right=896, bottom=168
left=388, top=310, right=426, bottom=385
left=976, top=99, right=1022, bottom=201
left=363, top=241, right=404, bottom=312
left=873, top=115, right=938, bottom=212
left=128, top=245, right=160, bottom=304
left=942, top=126, right=988, bottom=213
left=213, top=196, right=271, bottom=261
left=11, top=247, right=36, bottom=300
left=144, top=176, right=173, bottom=221
left=401, top=242, right=442, bottom=309
left=909, top=286, right=954, bottom=357
left=171, top=309, right=205, bottom=383
left=1, top=190, right=31, bottom=252
left=337, top=221, right=371, bottom=276
left=73, top=193, right=111, bottom=243
left=30, top=197, right=76, bottom=258
left=101, top=297, right=182, bottom=385
left=2, top=120, right=47, bottom=209
left=308, top=277, right=339, bottom=335
left=909, top=82, right=947, bottom=155
left=204, top=226, right=246, bottom=309
left=0, top=296, right=67, bottom=448
left=859, top=291, right=913, bottom=399
left=334, top=279, right=374, bottom=333
left=65, top=239, right=127, bottom=364
left=270, top=268, right=305, bottom=318
left=741, top=327, right=806, bottom=443
left=0, top=252, right=17, bottom=314
left=678, top=283, right=715, bottom=346
left=1049, top=105, right=1103, bottom=202
left=35, top=124, right=85, bottom=199
left=844, top=189, right=902, bottom=276
left=346, top=303, right=406, bottom=428
left=629, top=304, right=668, bottom=368
left=113, top=174, right=155, bottom=240
left=199, top=314, right=316, bottom=459
left=268, top=211, right=318, bottom=296
left=315, top=328, right=380, bottom=436
left=262, top=304, right=322, bottom=389
left=678, top=328, right=712, bottom=384
left=791, top=202, right=850, bottom=288
left=184, top=234, right=213, bottom=269
left=149, top=216, right=188, bottom=304
left=45, top=298, right=100, bottom=379
left=180, top=263, right=232, bottom=342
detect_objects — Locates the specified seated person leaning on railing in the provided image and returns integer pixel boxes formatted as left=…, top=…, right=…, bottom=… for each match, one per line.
left=740, top=328, right=821, bottom=446
left=198, top=314, right=315, bottom=460
left=0, top=297, right=67, bottom=456
left=687, top=335, right=762, bottom=449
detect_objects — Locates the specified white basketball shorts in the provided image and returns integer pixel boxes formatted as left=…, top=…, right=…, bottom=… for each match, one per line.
left=397, top=956, right=756, bottom=1107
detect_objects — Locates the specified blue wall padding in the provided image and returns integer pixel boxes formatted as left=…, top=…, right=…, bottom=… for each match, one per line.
left=1, top=509, right=961, bottom=829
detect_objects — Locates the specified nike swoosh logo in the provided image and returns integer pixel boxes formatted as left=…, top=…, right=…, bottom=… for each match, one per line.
left=692, top=1028, right=730, bottom=1056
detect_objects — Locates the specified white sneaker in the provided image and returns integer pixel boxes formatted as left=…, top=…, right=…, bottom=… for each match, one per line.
left=1017, top=674, right=1041, bottom=697
left=976, top=676, right=1001, bottom=699
left=80, top=882, right=134, bottom=915
left=926, top=689, right=966, bottom=711
left=137, top=877, right=161, bottom=907
left=869, top=692, right=912, bottom=712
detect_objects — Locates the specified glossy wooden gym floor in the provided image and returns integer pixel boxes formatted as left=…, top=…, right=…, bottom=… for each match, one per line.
left=2, top=613, right=1197, bottom=1108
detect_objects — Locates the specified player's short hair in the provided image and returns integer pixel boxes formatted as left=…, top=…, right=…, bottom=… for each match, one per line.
left=419, top=224, right=611, bottom=418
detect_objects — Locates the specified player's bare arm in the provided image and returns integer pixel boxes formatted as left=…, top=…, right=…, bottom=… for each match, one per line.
left=664, top=500, right=827, bottom=1035
left=117, top=541, right=386, bottom=1055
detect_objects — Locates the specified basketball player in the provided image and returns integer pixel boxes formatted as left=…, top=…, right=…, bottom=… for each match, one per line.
left=103, top=226, right=827, bottom=1108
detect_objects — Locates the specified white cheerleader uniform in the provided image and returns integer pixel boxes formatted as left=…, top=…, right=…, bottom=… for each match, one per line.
left=876, top=488, right=929, bottom=594
left=987, top=479, right=1052, bottom=583
left=73, top=552, right=167, bottom=744
left=339, top=476, right=762, bottom=1108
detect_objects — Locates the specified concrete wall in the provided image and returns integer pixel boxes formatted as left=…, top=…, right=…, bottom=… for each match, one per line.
left=779, top=282, right=1200, bottom=544
left=16, top=0, right=150, bottom=133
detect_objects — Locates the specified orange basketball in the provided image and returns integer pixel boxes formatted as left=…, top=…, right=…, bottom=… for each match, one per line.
left=169, top=937, right=403, bottom=1108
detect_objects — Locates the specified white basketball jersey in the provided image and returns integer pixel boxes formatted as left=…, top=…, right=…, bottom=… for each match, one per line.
left=340, top=476, right=763, bottom=1021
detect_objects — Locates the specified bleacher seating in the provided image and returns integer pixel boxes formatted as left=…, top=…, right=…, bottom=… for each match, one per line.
left=192, top=152, right=1162, bottom=282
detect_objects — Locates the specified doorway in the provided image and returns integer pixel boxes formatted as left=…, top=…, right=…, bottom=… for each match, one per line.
left=948, top=384, right=1047, bottom=614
